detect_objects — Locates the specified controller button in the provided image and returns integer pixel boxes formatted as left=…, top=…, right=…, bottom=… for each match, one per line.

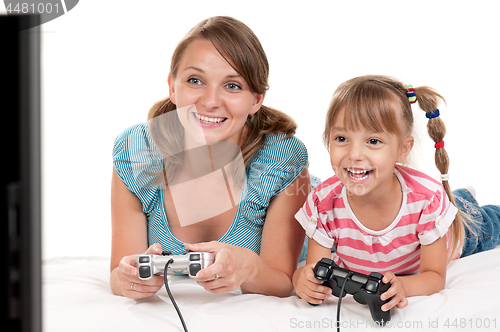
left=315, top=266, right=329, bottom=279
left=138, top=266, right=151, bottom=279
left=138, top=256, right=150, bottom=263
left=366, top=280, right=379, bottom=293
left=189, top=263, right=201, bottom=276
left=189, top=254, right=201, bottom=261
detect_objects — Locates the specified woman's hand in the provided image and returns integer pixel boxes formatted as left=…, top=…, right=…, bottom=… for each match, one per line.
left=292, top=264, right=332, bottom=304
left=380, top=272, right=408, bottom=311
left=113, top=243, right=165, bottom=299
left=184, top=241, right=259, bottom=294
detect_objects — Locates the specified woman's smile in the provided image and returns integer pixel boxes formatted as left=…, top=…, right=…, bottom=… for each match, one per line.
left=193, top=112, right=228, bottom=125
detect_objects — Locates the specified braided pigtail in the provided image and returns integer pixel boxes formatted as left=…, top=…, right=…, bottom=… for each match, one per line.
left=412, top=86, right=449, bottom=183
left=408, top=85, right=475, bottom=262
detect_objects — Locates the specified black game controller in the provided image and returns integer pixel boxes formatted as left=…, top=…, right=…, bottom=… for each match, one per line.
left=312, top=258, right=392, bottom=325
left=136, top=251, right=214, bottom=280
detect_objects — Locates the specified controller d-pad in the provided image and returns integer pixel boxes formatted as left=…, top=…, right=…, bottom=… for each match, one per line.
left=189, top=263, right=201, bottom=276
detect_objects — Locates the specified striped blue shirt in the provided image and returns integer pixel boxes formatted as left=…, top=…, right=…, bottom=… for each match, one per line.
left=112, top=123, right=309, bottom=255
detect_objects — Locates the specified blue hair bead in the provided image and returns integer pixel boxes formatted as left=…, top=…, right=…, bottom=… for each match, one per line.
left=425, top=109, right=440, bottom=119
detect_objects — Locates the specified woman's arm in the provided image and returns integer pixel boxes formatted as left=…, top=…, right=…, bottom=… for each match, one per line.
left=381, top=235, right=448, bottom=311
left=187, top=168, right=310, bottom=297
left=109, top=167, right=164, bottom=298
left=241, top=167, right=310, bottom=296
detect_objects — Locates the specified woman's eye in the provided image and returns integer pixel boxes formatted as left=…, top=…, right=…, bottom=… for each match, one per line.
left=187, top=77, right=202, bottom=85
left=226, top=83, right=242, bottom=90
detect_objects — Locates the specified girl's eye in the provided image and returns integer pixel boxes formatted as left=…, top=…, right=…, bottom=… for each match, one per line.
left=334, top=136, right=347, bottom=143
left=226, top=83, right=242, bottom=91
left=368, top=138, right=382, bottom=145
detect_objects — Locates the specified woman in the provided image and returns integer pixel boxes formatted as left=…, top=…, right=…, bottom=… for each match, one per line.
left=110, top=16, right=310, bottom=299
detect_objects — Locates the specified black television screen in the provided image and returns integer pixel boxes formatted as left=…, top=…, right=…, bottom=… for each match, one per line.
left=0, top=14, right=42, bottom=332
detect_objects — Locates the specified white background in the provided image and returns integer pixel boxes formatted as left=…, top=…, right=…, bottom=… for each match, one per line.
left=2, top=1, right=498, bottom=259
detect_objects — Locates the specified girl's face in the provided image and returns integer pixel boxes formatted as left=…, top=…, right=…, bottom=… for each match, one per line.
left=168, top=39, right=264, bottom=146
left=328, top=109, right=413, bottom=197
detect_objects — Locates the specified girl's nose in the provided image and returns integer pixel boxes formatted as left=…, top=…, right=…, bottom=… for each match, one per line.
left=348, top=142, right=364, bottom=162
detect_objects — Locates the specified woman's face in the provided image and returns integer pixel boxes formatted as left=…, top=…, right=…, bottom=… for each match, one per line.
left=168, top=39, right=264, bottom=146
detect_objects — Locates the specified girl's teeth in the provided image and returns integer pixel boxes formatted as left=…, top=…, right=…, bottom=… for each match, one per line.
left=195, top=113, right=225, bottom=124
left=352, top=173, right=369, bottom=180
left=347, top=168, right=370, bottom=180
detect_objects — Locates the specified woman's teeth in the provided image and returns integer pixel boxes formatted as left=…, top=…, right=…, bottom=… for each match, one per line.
left=347, top=168, right=371, bottom=181
left=194, top=113, right=226, bottom=124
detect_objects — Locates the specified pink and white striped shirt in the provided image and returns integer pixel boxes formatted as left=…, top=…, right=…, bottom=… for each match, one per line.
left=296, top=166, right=458, bottom=275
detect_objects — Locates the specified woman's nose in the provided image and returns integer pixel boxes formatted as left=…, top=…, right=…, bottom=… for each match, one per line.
left=200, top=85, right=222, bottom=109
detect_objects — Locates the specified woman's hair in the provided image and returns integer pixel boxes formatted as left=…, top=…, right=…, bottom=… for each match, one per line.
left=148, top=16, right=296, bottom=175
left=323, top=75, right=475, bottom=262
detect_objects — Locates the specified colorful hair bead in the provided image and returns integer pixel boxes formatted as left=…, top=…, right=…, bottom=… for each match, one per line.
left=425, top=109, right=440, bottom=119
left=434, top=141, right=445, bottom=149
left=404, top=84, right=417, bottom=104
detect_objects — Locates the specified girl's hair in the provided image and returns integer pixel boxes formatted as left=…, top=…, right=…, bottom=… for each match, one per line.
left=148, top=16, right=296, bottom=176
left=323, top=75, right=474, bottom=262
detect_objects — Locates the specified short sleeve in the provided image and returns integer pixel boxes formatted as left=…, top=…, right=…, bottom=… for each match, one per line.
left=246, top=134, right=308, bottom=195
left=112, top=123, right=164, bottom=214
left=417, top=187, right=458, bottom=246
left=242, top=134, right=308, bottom=224
left=295, top=190, right=336, bottom=249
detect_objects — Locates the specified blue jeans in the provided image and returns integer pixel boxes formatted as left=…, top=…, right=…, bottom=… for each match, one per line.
left=453, top=189, right=500, bottom=257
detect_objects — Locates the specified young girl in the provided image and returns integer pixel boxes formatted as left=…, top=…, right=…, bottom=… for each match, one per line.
left=292, top=75, right=500, bottom=312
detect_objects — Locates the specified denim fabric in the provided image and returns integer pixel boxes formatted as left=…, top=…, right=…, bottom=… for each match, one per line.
left=453, top=188, right=500, bottom=258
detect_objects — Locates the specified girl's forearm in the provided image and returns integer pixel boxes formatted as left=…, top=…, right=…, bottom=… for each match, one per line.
left=399, top=270, right=446, bottom=297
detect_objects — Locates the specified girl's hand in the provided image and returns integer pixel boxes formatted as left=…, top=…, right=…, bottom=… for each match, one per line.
left=115, top=243, right=165, bottom=299
left=380, top=272, right=408, bottom=311
left=292, top=264, right=332, bottom=304
left=184, top=241, right=259, bottom=294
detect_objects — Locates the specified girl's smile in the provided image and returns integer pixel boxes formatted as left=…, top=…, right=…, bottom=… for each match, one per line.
left=344, top=167, right=375, bottom=183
